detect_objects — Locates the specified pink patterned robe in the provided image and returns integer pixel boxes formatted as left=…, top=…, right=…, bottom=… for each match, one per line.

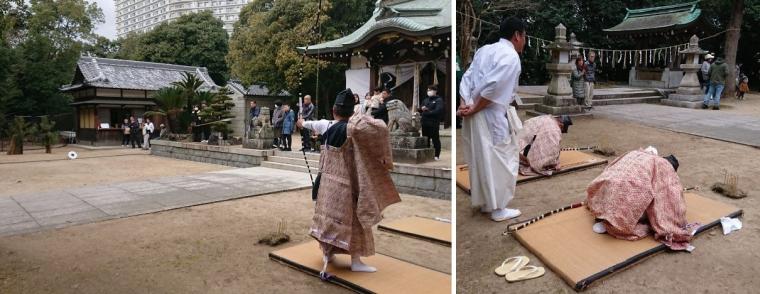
left=586, top=150, right=697, bottom=250
left=518, top=115, right=562, bottom=176
left=310, top=113, right=401, bottom=257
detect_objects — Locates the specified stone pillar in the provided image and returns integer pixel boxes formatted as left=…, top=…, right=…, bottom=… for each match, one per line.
left=661, top=35, right=707, bottom=108
left=530, top=24, right=582, bottom=116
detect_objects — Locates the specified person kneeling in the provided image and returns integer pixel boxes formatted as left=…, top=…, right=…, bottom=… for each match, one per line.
left=518, top=115, right=572, bottom=176
left=585, top=147, right=698, bottom=251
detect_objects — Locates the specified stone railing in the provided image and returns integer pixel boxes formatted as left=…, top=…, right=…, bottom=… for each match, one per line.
left=150, top=140, right=271, bottom=167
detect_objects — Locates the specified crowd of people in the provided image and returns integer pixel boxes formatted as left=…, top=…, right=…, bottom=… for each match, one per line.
left=248, top=85, right=445, bottom=159
left=120, top=116, right=164, bottom=150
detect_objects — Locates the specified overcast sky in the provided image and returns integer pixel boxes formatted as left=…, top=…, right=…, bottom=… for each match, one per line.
left=93, top=0, right=117, bottom=40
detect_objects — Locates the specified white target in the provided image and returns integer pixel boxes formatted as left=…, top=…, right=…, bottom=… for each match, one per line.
left=67, top=151, right=78, bottom=160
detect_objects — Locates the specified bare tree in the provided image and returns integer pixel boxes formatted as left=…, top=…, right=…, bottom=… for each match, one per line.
left=457, top=0, right=539, bottom=69
left=723, top=0, right=744, bottom=98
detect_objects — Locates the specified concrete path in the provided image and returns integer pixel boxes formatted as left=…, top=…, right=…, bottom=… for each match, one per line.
left=0, top=167, right=312, bottom=237
left=593, top=104, right=760, bottom=147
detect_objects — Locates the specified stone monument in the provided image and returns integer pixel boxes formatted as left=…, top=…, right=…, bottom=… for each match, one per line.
left=528, top=23, right=583, bottom=116
left=661, top=35, right=708, bottom=108
left=243, top=106, right=274, bottom=149
left=385, top=99, right=434, bottom=164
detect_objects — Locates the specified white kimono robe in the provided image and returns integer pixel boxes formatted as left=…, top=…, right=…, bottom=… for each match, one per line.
left=459, top=38, right=521, bottom=212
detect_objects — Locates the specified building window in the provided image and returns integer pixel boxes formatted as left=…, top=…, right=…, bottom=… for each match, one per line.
left=79, top=107, right=96, bottom=129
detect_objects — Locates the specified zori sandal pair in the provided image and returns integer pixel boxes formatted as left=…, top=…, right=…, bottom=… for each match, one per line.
left=494, top=256, right=545, bottom=282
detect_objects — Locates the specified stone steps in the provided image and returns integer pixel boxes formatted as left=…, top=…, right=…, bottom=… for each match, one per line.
left=267, top=155, right=319, bottom=167
left=516, top=94, right=544, bottom=110
left=593, top=90, right=661, bottom=100
left=592, top=96, right=663, bottom=106
left=261, top=161, right=318, bottom=174
left=271, top=150, right=321, bottom=161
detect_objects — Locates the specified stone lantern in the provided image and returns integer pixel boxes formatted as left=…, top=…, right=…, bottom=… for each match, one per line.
left=661, top=35, right=708, bottom=108
left=532, top=23, right=582, bottom=116
left=569, top=32, right=584, bottom=60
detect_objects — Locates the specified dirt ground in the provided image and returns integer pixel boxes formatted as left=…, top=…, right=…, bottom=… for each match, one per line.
left=0, top=147, right=230, bottom=196
left=0, top=188, right=450, bottom=293
left=456, top=107, right=760, bottom=293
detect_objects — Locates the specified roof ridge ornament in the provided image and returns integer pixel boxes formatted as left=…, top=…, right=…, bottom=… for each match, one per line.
left=88, top=57, right=109, bottom=84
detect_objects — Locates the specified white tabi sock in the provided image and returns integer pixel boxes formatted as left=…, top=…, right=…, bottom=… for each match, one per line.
left=350, top=256, right=377, bottom=272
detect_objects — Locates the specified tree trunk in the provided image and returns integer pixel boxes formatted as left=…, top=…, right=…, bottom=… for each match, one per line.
left=45, top=144, right=51, bottom=154
left=7, top=135, right=22, bottom=155
left=723, top=0, right=744, bottom=98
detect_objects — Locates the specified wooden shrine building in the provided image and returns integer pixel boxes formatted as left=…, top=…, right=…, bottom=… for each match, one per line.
left=299, top=0, right=452, bottom=127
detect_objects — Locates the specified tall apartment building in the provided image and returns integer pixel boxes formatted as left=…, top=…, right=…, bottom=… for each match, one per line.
left=115, top=0, right=251, bottom=38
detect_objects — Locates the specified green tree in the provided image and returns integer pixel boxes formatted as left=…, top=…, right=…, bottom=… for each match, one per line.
left=83, top=36, right=119, bottom=58
left=227, top=0, right=372, bottom=118
left=171, top=72, right=205, bottom=115
left=112, top=32, right=144, bottom=60
left=6, top=116, right=36, bottom=155
left=146, top=87, right=185, bottom=134
left=198, top=88, right=235, bottom=141
left=129, top=11, right=229, bottom=85
left=194, top=91, right=217, bottom=106
left=1, top=0, right=103, bottom=117
left=36, top=115, right=57, bottom=153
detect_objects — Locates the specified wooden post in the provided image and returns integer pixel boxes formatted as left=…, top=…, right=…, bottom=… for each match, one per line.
left=445, top=55, right=452, bottom=128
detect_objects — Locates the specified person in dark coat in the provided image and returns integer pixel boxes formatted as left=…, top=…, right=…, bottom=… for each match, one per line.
left=420, top=84, right=444, bottom=160
left=129, top=116, right=142, bottom=149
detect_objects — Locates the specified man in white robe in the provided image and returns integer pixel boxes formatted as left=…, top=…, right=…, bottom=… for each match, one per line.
left=458, top=17, right=526, bottom=222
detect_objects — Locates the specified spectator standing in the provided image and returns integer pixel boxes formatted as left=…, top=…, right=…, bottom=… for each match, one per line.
left=122, top=118, right=131, bottom=147
left=300, top=95, right=315, bottom=152
left=143, top=117, right=154, bottom=150
left=420, top=84, right=444, bottom=160
left=271, top=101, right=284, bottom=148
left=583, top=51, right=596, bottom=109
left=572, top=57, right=587, bottom=107
left=129, top=116, right=142, bottom=149
left=365, top=86, right=383, bottom=115
left=701, top=54, right=714, bottom=94
left=703, top=57, right=728, bottom=110
left=371, top=88, right=396, bottom=123
left=281, top=104, right=295, bottom=151
left=737, top=76, right=749, bottom=100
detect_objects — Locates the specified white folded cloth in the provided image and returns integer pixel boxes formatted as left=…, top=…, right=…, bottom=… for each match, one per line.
left=720, top=217, right=742, bottom=235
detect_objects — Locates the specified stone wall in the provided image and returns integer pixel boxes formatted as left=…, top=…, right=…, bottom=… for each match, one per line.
left=391, top=163, right=451, bottom=200
left=151, top=140, right=270, bottom=168
left=151, top=140, right=451, bottom=200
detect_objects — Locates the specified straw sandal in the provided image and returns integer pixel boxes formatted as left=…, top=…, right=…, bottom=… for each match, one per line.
left=505, top=265, right=545, bottom=282
left=494, top=256, right=529, bottom=276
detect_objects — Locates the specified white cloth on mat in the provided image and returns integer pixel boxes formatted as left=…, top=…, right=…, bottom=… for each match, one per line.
left=720, top=217, right=742, bottom=235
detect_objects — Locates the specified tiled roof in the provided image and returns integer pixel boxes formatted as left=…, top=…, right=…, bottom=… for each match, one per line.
left=61, top=57, right=219, bottom=91
left=227, top=80, right=291, bottom=97
left=604, top=1, right=702, bottom=34
left=300, top=0, right=450, bottom=54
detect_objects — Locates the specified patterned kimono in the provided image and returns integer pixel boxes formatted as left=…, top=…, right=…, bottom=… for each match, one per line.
left=518, top=115, right=561, bottom=176
left=309, top=113, right=401, bottom=257
left=586, top=150, right=698, bottom=250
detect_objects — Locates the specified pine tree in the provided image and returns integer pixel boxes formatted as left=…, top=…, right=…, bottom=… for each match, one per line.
left=7, top=116, right=36, bottom=155
left=198, top=87, right=235, bottom=143
left=37, top=116, right=57, bottom=154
